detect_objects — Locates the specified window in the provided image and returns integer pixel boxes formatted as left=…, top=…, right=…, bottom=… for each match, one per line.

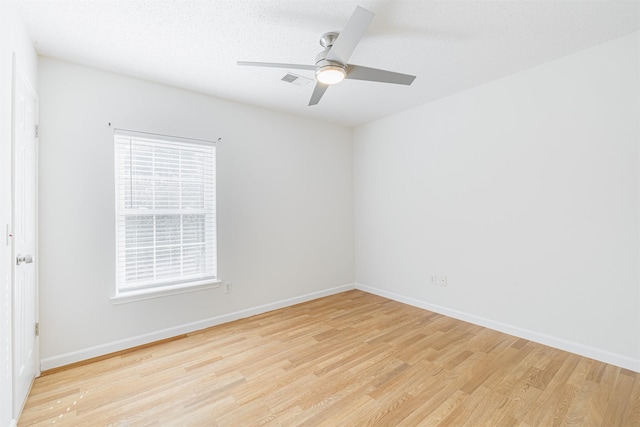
left=114, top=129, right=217, bottom=297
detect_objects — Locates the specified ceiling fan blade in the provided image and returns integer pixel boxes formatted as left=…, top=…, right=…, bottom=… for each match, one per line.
left=346, top=64, right=416, bottom=85
left=325, top=6, right=374, bottom=64
left=308, top=82, right=329, bottom=106
left=237, top=61, right=316, bottom=71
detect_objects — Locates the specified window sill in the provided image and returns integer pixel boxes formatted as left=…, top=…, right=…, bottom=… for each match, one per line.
left=111, top=279, right=222, bottom=304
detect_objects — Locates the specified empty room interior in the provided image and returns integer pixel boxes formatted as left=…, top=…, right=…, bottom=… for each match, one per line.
left=1, top=0, right=639, bottom=425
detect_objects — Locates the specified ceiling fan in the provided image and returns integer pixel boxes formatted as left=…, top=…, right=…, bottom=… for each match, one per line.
left=238, top=6, right=416, bottom=106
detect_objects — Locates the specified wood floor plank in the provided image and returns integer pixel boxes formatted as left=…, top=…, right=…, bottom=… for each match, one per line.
left=601, top=369, right=636, bottom=427
left=623, top=372, right=640, bottom=426
left=18, top=290, right=640, bottom=426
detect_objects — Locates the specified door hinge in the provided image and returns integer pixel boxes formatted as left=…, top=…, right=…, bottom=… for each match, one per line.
left=35, top=124, right=39, bottom=138
left=35, top=322, right=39, bottom=336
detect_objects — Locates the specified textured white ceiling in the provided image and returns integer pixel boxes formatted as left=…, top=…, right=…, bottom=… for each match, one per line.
left=12, top=0, right=640, bottom=127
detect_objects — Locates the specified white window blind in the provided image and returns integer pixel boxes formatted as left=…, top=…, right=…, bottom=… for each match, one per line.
left=114, top=129, right=216, bottom=294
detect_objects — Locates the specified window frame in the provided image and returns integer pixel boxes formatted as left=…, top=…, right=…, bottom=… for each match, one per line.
left=112, top=129, right=219, bottom=303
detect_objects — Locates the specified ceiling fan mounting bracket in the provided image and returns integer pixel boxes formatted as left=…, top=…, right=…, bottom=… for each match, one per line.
left=319, top=32, right=339, bottom=48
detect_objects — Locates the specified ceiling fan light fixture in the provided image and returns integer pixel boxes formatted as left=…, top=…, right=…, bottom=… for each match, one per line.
left=316, top=65, right=346, bottom=85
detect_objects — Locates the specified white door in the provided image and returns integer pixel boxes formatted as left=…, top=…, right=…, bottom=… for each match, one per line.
left=12, top=58, right=38, bottom=417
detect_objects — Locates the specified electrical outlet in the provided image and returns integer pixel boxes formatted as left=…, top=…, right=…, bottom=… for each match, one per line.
left=224, top=282, right=232, bottom=294
left=438, top=276, right=447, bottom=287
left=429, top=274, right=437, bottom=286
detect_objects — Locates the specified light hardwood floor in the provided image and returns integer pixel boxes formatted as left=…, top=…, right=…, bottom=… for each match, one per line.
left=19, top=290, right=640, bottom=426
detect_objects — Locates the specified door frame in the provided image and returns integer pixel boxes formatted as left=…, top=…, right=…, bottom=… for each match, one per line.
left=11, top=52, right=39, bottom=419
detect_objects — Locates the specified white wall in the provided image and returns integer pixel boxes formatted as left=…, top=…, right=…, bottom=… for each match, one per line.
left=354, top=32, right=640, bottom=371
left=0, top=3, right=38, bottom=425
left=38, top=58, right=354, bottom=368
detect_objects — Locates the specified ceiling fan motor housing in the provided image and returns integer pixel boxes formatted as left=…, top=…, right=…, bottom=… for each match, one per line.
left=315, top=60, right=346, bottom=84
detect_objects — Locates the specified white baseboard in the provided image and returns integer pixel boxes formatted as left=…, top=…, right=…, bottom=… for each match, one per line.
left=40, top=283, right=356, bottom=371
left=40, top=282, right=640, bottom=373
left=355, top=283, right=640, bottom=373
